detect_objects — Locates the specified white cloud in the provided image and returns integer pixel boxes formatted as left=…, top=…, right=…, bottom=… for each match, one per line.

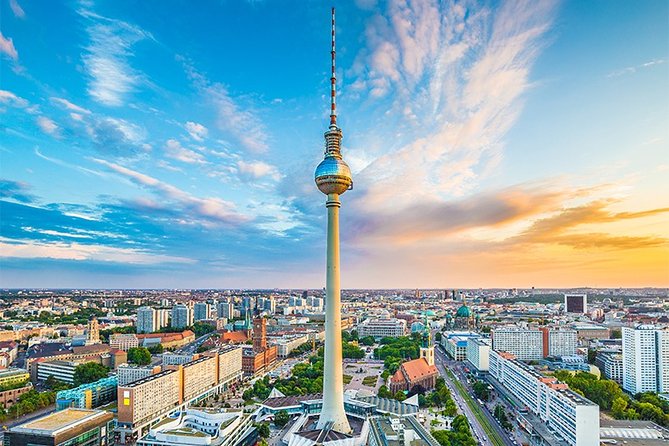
left=350, top=0, right=557, bottom=213
left=178, top=56, right=269, bottom=153
left=50, top=97, right=91, bottom=115
left=79, top=9, right=151, bottom=106
left=93, top=158, right=249, bottom=225
left=0, top=237, right=193, bottom=264
left=606, top=58, right=666, bottom=78
left=0, top=89, right=28, bottom=107
left=165, top=139, right=206, bottom=164
left=185, top=121, right=208, bottom=141
left=0, top=32, right=18, bottom=61
left=237, top=160, right=281, bottom=181
left=36, top=116, right=59, bottom=136
left=9, top=0, right=25, bottom=18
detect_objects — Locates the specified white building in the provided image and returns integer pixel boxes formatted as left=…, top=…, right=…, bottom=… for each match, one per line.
left=162, top=353, right=195, bottom=366
left=441, top=332, right=478, bottom=361
left=622, top=325, right=669, bottom=394
left=492, top=328, right=543, bottom=361
left=274, top=334, right=310, bottom=358
left=171, top=305, right=193, bottom=329
left=117, top=363, right=159, bottom=386
left=596, top=351, right=623, bottom=384
left=546, top=329, right=578, bottom=357
left=466, top=337, right=491, bottom=372
left=489, top=350, right=599, bottom=446
left=110, top=334, right=139, bottom=351
left=37, top=360, right=81, bottom=384
left=136, top=307, right=156, bottom=334
left=357, top=318, right=406, bottom=339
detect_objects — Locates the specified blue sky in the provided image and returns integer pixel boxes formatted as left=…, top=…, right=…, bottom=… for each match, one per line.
left=1, top=0, right=668, bottom=289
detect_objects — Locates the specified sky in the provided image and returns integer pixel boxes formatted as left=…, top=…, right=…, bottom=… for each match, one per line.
left=1, top=0, right=668, bottom=289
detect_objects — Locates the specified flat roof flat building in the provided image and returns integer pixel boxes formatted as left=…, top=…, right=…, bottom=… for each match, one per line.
left=357, top=318, right=406, bottom=339
left=622, top=325, right=669, bottom=394
left=565, top=294, right=587, bottom=314
left=5, top=408, right=114, bottom=446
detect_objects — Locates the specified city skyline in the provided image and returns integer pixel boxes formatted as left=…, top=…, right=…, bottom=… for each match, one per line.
left=1, top=0, right=668, bottom=289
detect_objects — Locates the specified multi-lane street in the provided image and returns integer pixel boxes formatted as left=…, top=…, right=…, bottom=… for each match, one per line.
left=434, top=346, right=515, bottom=446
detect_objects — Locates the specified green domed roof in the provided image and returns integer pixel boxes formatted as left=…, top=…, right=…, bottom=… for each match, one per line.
left=456, top=305, right=471, bottom=318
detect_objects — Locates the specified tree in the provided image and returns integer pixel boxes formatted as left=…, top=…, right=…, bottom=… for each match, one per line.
left=611, top=329, right=622, bottom=339
left=472, top=381, right=490, bottom=401
left=73, top=362, right=109, bottom=386
left=435, top=332, right=442, bottom=342
left=360, top=336, right=375, bottom=346
left=274, top=410, right=290, bottom=427
left=192, top=322, right=216, bottom=337
left=256, top=422, right=270, bottom=438
left=147, top=344, right=164, bottom=354
left=378, top=385, right=392, bottom=399
left=127, top=347, right=152, bottom=366
left=587, top=349, right=597, bottom=364
left=612, top=397, right=628, bottom=419
left=394, top=391, right=407, bottom=402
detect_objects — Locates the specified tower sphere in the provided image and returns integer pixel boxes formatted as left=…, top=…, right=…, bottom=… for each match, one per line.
left=315, top=156, right=352, bottom=195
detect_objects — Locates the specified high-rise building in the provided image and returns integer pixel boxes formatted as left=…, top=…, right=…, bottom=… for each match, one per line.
left=595, top=351, right=623, bottom=384
left=622, top=324, right=669, bottom=394
left=137, top=307, right=157, bottom=334
left=156, top=309, right=170, bottom=330
left=193, top=302, right=209, bottom=321
left=541, top=328, right=578, bottom=357
left=466, top=337, right=491, bottom=372
left=564, top=294, right=587, bottom=314
left=171, top=304, right=192, bottom=329
left=217, top=300, right=234, bottom=319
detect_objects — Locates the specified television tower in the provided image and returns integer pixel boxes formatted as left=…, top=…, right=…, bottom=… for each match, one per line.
left=314, top=7, right=352, bottom=434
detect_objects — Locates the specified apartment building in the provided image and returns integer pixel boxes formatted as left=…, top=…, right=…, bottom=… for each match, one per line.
left=117, top=363, right=161, bottom=386
left=489, top=350, right=599, bottom=446
left=622, top=324, right=669, bottom=394
left=110, top=333, right=140, bottom=351
left=542, top=328, right=577, bottom=357
left=136, top=307, right=157, bottom=334
left=274, top=334, right=310, bottom=358
left=595, top=351, right=623, bottom=384
left=466, top=337, right=491, bottom=372
left=116, top=347, right=243, bottom=444
left=492, top=328, right=543, bottom=361
left=357, top=318, right=407, bottom=339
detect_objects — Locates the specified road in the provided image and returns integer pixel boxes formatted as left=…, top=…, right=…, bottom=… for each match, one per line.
left=435, top=347, right=514, bottom=446
left=178, top=332, right=215, bottom=355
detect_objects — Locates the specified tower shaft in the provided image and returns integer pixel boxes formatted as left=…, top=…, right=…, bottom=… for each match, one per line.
left=317, top=193, right=351, bottom=433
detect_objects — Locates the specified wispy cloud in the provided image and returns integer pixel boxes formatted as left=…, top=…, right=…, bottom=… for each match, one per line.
left=178, top=56, right=269, bottom=153
left=0, top=32, right=18, bottom=60
left=607, top=58, right=666, bottom=78
left=36, top=116, right=59, bottom=136
left=1, top=237, right=193, bottom=264
left=185, top=121, right=208, bottom=141
left=0, top=89, right=28, bottom=107
left=50, top=97, right=91, bottom=115
left=237, top=160, right=281, bottom=182
left=92, top=158, right=249, bottom=225
left=165, top=139, right=206, bottom=164
left=349, top=0, right=557, bottom=215
left=79, top=8, right=152, bottom=106
left=9, top=0, right=25, bottom=18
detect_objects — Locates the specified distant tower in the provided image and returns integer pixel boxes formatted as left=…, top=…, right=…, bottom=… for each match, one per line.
left=420, top=314, right=434, bottom=366
left=314, top=7, right=352, bottom=434
left=87, top=317, right=100, bottom=344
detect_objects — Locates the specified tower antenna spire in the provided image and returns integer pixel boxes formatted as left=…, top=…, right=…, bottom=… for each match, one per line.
left=330, top=7, right=337, bottom=126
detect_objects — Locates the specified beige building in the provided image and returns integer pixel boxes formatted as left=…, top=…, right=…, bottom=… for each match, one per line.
left=110, top=334, right=140, bottom=351
left=180, top=356, right=218, bottom=401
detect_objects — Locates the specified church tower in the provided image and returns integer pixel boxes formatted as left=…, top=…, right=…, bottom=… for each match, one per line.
left=419, top=315, right=434, bottom=366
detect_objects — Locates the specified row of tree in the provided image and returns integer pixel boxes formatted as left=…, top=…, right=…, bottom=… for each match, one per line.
left=0, top=389, right=56, bottom=422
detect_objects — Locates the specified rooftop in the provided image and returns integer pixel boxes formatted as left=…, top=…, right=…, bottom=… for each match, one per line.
left=14, top=408, right=112, bottom=435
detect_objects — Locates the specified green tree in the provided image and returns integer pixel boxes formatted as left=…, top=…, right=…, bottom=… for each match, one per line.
left=378, top=385, right=392, bottom=399
left=611, top=397, right=628, bottom=419
left=394, top=391, right=407, bottom=402
left=360, top=336, right=375, bottom=346
left=472, top=381, right=490, bottom=401
left=256, top=422, right=270, bottom=438
left=274, top=410, right=290, bottom=427
left=73, top=362, right=109, bottom=386
left=127, top=347, right=152, bottom=366
left=147, top=344, right=164, bottom=354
